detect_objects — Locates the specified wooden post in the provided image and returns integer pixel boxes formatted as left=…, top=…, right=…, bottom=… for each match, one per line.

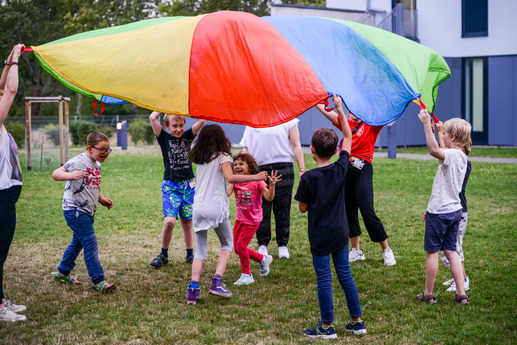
left=58, top=96, right=64, bottom=165
left=64, top=98, right=70, bottom=162
left=25, top=100, right=32, bottom=170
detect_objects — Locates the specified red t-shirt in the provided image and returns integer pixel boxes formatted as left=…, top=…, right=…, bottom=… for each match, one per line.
left=335, top=116, right=383, bottom=164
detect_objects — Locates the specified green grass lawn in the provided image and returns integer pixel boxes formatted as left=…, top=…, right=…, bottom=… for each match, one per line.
left=2, top=147, right=516, bottom=344
left=376, top=146, right=517, bottom=158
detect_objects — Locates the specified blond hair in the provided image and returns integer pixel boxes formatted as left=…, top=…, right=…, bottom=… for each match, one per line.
left=164, top=114, right=186, bottom=127
left=443, top=118, right=471, bottom=154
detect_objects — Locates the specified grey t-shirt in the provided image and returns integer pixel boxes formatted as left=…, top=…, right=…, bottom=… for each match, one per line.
left=62, top=153, right=102, bottom=216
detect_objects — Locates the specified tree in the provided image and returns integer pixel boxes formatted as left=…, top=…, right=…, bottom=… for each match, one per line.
left=158, top=0, right=271, bottom=17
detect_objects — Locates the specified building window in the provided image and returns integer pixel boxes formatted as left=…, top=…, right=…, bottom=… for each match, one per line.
left=463, top=57, right=488, bottom=143
left=462, top=0, right=488, bottom=37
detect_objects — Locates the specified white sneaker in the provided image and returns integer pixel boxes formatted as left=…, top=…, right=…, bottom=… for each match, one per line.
left=233, top=273, right=255, bottom=286
left=443, top=278, right=455, bottom=286
left=446, top=277, right=470, bottom=292
left=0, top=307, right=26, bottom=322
left=258, top=245, right=268, bottom=256
left=382, top=248, right=396, bottom=266
left=260, top=255, right=273, bottom=277
left=278, top=246, right=290, bottom=259
left=3, top=300, right=26, bottom=313
left=349, top=248, right=365, bottom=262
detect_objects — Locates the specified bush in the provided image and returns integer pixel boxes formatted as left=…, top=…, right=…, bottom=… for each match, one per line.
left=69, top=121, right=98, bottom=146
left=128, top=120, right=154, bottom=145
left=4, top=121, right=25, bottom=148
left=44, top=123, right=61, bottom=146
left=98, top=127, right=114, bottom=139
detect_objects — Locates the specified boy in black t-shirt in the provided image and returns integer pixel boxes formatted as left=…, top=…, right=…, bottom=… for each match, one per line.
left=149, top=112, right=205, bottom=267
left=295, top=95, right=366, bottom=338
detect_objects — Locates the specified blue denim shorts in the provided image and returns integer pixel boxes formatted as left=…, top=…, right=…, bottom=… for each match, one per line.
left=161, top=179, right=194, bottom=219
left=424, top=209, right=462, bottom=252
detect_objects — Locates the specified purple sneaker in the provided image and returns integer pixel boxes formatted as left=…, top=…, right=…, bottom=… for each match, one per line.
left=208, top=277, right=232, bottom=298
left=187, top=287, right=200, bottom=305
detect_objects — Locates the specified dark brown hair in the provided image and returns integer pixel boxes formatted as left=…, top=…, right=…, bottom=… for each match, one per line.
left=188, top=125, right=232, bottom=164
left=86, top=132, right=109, bottom=147
left=232, top=153, right=259, bottom=174
left=311, top=127, right=338, bottom=159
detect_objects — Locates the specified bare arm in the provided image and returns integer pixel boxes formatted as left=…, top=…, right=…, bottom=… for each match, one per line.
left=315, top=103, right=339, bottom=126
left=419, top=109, right=445, bottom=160
left=289, top=124, right=305, bottom=179
left=227, top=183, right=234, bottom=197
left=241, top=146, right=249, bottom=154
left=149, top=111, right=163, bottom=137
left=436, top=121, right=445, bottom=148
left=52, top=166, right=85, bottom=181
left=298, top=202, right=308, bottom=213
left=261, top=170, right=282, bottom=202
left=0, top=45, right=23, bottom=128
left=333, top=95, right=352, bottom=154
left=221, top=162, right=267, bottom=184
left=98, top=192, right=113, bottom=209
left=191, top=119, right=206, bottom=136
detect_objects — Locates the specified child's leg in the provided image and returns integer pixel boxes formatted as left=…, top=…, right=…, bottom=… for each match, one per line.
left=58, top=210, right=86, bottom=275
left=332, top=246, right=362, bottom=320
left=180, top=219, right=193, bottom=250
left=424, top=251, right=439, bottom=295
left=213, top=219, right=233, bottom=277
left=311, top=253, right=334, bottom=325
left=191, top=230, right=208, bottom=281
left=234, top=222, right=262, bottom=274
left=161, top=217, right=176, bottom=249
left=444, top=250, right=466, bottom=295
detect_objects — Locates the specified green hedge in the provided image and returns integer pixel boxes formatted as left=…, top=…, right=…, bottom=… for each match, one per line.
left=4, top=121, right=25, bottom=148
left=128, top=120, right=154, bottom=145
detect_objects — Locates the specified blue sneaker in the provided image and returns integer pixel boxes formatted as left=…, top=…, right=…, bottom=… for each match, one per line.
left=344, top=321, right=367, bottom=335
left=303, top=322, right=337, bottom=339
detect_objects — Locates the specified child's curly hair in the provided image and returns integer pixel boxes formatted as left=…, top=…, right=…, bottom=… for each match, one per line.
left=232, top=153, right=259, bottom=174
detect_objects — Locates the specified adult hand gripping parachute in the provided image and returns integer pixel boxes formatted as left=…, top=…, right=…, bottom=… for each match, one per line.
left=27, top=11, right=450, bottom=127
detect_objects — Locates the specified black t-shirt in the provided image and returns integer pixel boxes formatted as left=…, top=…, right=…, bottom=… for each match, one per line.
left=459, top=160, right=472, bottom=212
left=294, top=150, right=350, bottom=256
left=157, top=128, right=195, bottom=182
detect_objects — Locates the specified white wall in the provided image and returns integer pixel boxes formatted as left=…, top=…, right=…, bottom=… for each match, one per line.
left=326, top=0, right=391, bottom=12
left=418, top=0, right=517, bottom=57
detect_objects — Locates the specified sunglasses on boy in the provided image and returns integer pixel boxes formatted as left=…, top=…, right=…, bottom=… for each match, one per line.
left=92, top=146, right=113, bottom=154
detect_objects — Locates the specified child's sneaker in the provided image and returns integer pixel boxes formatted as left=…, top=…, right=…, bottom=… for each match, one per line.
left=209, top=277, right=232, bottom=298
left=234, top=273, right=255, bottom=286
left=303, top=322, right=338, bottom=339
left=51, top=271, right=81, bottom=285
left=260, top=255, right=273, bottom=277
left=150, top=254, right=168, bottom=268
left=382, top=248, right=396, bottom=266
left=187, top=287, right=200, bottom=305
left=0, top=307, right=26, bottom=322
left=3, top=300, right=26, bottom=313
left=278, top=246, right=290, bottom=259
left=443, top=278, right=455, bottom=286
left=349, top=248, right=365, bottom=262
left=446, top=276, right=470, bottom=292
left=345, top=321, right=367, bottom=335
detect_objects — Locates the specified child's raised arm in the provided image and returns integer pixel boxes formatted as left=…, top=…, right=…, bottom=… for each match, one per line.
left=315, top=103, right=339, bottom=126
left=52, top=166, right=85, bottom=181
left=333, top=95, right=352, bottom=154
left=192, top=119, right=206, bottom=136
left=436, top=121, right=445, bottom=149
left=149, top=111, right=163, bottom=137
left=418, top=109, right=445, bottom=160
left=262, top=170, right=282, bottom=202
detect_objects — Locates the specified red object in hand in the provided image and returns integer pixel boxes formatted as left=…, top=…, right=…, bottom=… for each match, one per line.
left=319, top=97, right=335, bottom=112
